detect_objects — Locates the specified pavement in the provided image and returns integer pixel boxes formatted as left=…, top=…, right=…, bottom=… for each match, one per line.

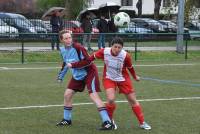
left=0, top=46, right=200, bottom=52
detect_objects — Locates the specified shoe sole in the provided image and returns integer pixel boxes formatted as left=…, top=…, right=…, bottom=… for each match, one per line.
left=140, top=126, right=151, bottom=130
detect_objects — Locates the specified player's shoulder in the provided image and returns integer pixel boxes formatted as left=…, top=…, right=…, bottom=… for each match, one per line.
left=95, top=48, right=105, bottom=55
left=103, top=47, right=110, bottom=53
left=73, top=42, right=86, bottom=51
left=59, top=46, right=65, bottom=53
left=104, top=47, right=110, bottom=51
left=124, top=51, right=132, bottom=61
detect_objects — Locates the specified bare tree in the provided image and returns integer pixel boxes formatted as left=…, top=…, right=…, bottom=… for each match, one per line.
left=154, top=0, right=162, bottom=19
left=65, top=0, right=71, bottom=18
left=136, top=0, right=142, bottom=17
left=65, top=0, right=92, bottom=19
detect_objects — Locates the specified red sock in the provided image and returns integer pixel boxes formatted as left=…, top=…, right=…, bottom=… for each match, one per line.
left=132, top=104, right=144, bottom=125
left=106, top=103, right=116, bottom=119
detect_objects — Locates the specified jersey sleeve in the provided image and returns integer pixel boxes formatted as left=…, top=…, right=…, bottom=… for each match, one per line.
left=93, top=48, right=104, bottom=59
left=57, top=62, right=68, bottom=80
left=125, top=53, right=137, bottom=80
left=57, top=50, right=68, bottom=80
left=70, top=46, right=92, bottom=68
left=71, top=48, right=104, bottom=68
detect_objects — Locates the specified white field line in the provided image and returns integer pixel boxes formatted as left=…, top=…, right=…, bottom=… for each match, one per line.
left=0, top=63, right=199, bottom=71
left=0, top=67, right=60, bottom=71
left=0, top=97, right=199, bottom=110
left=0, top=67, right=8, bottom=69
left=135, top=63, right=198, bottom=67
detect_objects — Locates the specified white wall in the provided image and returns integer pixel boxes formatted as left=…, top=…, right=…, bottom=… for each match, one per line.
left=91, top=0, right=155, bottom=14
left=139, top=0, right=155, bottom=14
left=91, top=0, right=179, bottom=15
left=91, top=0, right=121, bottom=8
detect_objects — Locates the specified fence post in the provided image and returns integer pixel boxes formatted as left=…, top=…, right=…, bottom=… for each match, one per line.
left=21, top=39, right=24, bottom=64
left=185, top=38, right=188, bottom=60
left=134, top=41, right=137, bottom=61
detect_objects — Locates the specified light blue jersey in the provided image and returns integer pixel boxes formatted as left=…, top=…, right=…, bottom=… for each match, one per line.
left=57, top=46, right=87, bottom=80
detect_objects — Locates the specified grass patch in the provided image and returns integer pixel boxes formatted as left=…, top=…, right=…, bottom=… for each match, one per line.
left=0, top=50, right=200, bottom=63
left=0, top=61, right=199, bottom=134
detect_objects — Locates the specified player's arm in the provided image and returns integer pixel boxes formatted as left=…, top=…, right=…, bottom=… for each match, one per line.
left=125, top=53, right=140, bottom=81
left=57, top=62, right=68, bottom=81
left=57, top=51, right=68, bottom=81
left=69, top=49, right=104, bottom=68
left=70, top=47, right=95, bottom=68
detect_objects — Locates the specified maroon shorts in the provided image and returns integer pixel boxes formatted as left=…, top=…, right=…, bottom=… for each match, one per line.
left=67, top=65, right=100, bottom=93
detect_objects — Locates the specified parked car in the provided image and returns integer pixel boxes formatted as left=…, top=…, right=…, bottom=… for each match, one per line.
left=191, top=20, right=200, bottom=29
left=131, top=18, right=168, bottom=33
left=118, top=22, right=153, bottom=39
left=30, top=19, right=51, bottom=33
left=63, top=20, right=83, bottom=33
left=62, top=20, right=83, bottom=41
left=159, top=20, right=190, bottom=39
left=0, top=12, right=36, bottom=37
left=159, top=20, right=177, bottom=32
left=63, top=20, right=99, bottom=40
left=0, top=19, right=18, bottom=38
left=186, top=22, right=200, bottom=39
left=43, top=20, right=52, bottom=31
left=30, top=19, right=48, bottom=38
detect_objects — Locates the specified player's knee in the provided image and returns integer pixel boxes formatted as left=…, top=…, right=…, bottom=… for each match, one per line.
left=130, top=99, right=138, bottom=106
left=64, top=89, right=73, bottom=98
left=107, top=99, right=115, bottom=104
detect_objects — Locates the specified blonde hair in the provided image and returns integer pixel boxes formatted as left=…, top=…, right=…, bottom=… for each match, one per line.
left=59, top=29, right=72, bottom=41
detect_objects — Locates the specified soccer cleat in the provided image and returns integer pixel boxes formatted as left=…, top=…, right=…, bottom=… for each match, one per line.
left=140, top=122, right=151, bottom=130
left=112, top=119, right=118, bottom=130
left=56, top=119, right=72, bottom=126
left=99, top=121, right=114, bottom=130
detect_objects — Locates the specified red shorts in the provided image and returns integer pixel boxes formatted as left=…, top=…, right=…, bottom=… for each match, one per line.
left=103, top=76, right=134, bottom=94
left=67, top=65, right=100, bottom=93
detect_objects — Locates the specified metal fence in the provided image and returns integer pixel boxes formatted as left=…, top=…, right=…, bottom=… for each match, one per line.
left=0, top=18, right=200, bottom=63
left=1, top=18, right=200, bottom=40
left=0, top=32, right=199, bottom=64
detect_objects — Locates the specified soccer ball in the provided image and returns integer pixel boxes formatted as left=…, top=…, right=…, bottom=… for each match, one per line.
left=114, top=12, right=130, bottom=27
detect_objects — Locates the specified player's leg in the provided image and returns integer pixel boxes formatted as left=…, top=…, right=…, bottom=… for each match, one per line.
left=125, top=92, right=151, bottom=130
left=89, top=92, right=114, bottom=130
left=57, top=78, right=83, bottom=126
left=105, top=88, right=116, bottom=120
left=118, top=76, right=151, bottom=130
left=103, top=78, right=118, bottom=129
left=86, top=68, right=114, bottom=130
left=89, top=92, right=111, bottom=121
left=57, top=88, right=75, bottom=126
left=104, top=88, right=118, bottom=130
left=103, top=78, right=117, bottom=120
left=63, top=89, right=75, bottom=121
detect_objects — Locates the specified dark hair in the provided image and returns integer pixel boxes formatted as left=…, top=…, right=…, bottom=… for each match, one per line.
left=111, top=37, right=124, bottom=47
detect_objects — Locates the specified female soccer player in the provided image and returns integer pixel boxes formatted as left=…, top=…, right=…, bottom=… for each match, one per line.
left=67, top=37, right=151, bottom=130
left=56, top=30, right=114, bottom=130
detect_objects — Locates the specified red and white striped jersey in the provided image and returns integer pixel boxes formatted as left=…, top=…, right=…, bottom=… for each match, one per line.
left=93, top=48, right=137, bottom=82
left=104, top=48, right=126, bottom=81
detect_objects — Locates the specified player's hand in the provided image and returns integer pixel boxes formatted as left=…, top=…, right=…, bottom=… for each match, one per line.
left=67, top=63, right=72, bottom=68
left=135, top=75, right=140, bottom=81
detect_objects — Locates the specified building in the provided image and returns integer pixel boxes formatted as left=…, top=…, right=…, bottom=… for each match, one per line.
left=91, top=0, right=200, bottom=19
